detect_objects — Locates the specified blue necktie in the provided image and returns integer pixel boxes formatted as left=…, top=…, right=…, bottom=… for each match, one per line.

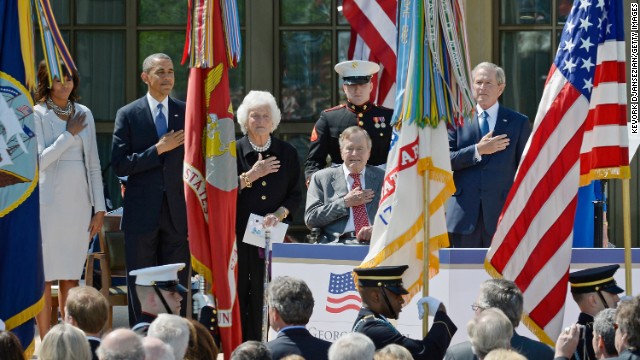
left=480, top=111, right=490, bottom=136
left=155, top=103, right=168, bottom=138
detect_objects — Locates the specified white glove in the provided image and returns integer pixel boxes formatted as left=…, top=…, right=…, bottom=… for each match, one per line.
left=417, top=296, right=442, bottom=319
left=0, top=318, right=4, bottom=331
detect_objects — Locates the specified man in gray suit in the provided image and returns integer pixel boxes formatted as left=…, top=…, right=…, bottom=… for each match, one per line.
left=305, top=126, right=384, bottom=244
left=445, top=279, right=553, bottom=360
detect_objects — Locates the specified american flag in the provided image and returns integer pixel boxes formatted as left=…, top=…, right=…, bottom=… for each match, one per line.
left=486, top=0, right=629, bottom=345
left=343, top=0, right=396, bottom=108
left=326, top=272, right=362, bottom=313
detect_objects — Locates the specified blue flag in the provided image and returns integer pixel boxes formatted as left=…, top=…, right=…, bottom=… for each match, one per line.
left=0, top=0, right=44, bottom=356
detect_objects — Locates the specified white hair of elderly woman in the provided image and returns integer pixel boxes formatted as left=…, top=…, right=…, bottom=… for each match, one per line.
left=329, top=332, right=376, bottom=360
left=148, top=314, right=190, bottom=360
left=236, top=90, right=282, bottom=135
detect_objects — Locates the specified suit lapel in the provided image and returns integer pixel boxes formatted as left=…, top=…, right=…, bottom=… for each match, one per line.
left=365, top=168, right=382, bottom=215
left=333, top=168, right=348, bottom=196
left=167, top=97, right=182, bottom=132
left=493, top=104, right=509, bottom=135
left=471, top=113, right=482, bottom=142
left=137, top=97, right=157, bottom=138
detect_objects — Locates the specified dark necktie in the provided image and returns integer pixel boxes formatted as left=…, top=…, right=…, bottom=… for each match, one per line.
left=349, top=173, right=370, bottom=235
left=155, top=103, right=168, bottom=138
left=480, top=111, right=490, bottom=136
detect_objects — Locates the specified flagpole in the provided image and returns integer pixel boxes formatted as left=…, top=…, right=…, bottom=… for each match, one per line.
left=621, top=179, right=632, bottom=295
left=422, top=168, right=430, bottom=336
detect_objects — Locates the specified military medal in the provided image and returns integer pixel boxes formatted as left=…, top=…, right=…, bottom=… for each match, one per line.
left=380, top=117, right=387, bottom=128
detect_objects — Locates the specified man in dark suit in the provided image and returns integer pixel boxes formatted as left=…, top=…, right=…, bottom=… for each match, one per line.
left=446, top=62, right=531, bottom=247
left=305, top=126, right=384, bottom=243
left=352, top=265, right=457, bottom=360
left=445, top=279, right=554, bottom=360
left=111, top=53, right=190, bottom=326
left=304, top=60, right=393, bottom=181
left=266, top=276, right=331, bottom=360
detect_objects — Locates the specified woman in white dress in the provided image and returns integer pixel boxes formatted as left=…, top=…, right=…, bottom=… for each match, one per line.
left=33, top=61, right=106, bottom=337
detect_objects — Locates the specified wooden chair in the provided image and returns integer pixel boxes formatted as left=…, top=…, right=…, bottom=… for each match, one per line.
left=85, top=213, right=128, bottom=329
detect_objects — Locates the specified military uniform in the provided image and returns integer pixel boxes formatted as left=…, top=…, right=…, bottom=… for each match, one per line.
left=352, top=307, right=456, bottom=360
left=572, top=312, right=595, bottom=360
left=305, top=101, right=393, bottom=179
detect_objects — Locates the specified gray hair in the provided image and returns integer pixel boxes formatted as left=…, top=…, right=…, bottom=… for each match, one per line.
left=329, top=333, right=375, bottom=360
left=39, top=324, right=92, bottom=360
left=142, top=336, right=174, bottom=360
left=267, top=276, right=314, bottom=325
left=484, top=349, right=526, bottom=360
left=616, top=296, right=640, bottom=350
left=374, top=344, right=413, bottom=360
left=236, top=90, right=282, bottom=134
left=593, top=308, right=617, bottom=356
left=472, top=62, right=506, bottom=85
left=478, top=279, right=524, bottom=327
left=148, top=314, right=190, bottom=360
left=142, top=53, right=172, bottom=73
left=468, top=308, right=514, bottom=360
left=231, top=340, right=272, bottom=360
left=96, top=329, right=145, bottom=360
left=339, top=126, right=372, bottom=150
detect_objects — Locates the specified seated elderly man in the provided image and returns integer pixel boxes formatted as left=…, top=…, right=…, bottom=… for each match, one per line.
left=305, top=126, right=384, bottom=244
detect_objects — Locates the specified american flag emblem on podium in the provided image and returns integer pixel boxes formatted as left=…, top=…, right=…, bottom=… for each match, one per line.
left=326, top=272, right=362, bottom=313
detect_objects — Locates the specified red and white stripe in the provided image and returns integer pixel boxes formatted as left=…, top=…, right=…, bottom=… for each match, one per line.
left=343, top=0, right=396, bottom=108
left=486, top=35, right=628, bottom=345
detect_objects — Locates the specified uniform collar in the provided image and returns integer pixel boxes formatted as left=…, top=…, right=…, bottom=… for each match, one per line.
left=347, top=101, right=372, bottom=114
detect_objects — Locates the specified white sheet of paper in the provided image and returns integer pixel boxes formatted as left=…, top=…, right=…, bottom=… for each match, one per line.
left=242, top=213, right=288, bottom=248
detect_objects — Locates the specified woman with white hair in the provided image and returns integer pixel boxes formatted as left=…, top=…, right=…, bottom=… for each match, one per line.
left=235, top=90, right=302, bottom=341
left=468, top=308, right=513, bottom=359
left=39, top=323, right=92, bottom=360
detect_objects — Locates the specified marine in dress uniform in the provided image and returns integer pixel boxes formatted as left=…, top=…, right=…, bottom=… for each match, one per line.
left=568, top=264, right=624, bottom=360
left=129, top=263, right=188, bottom=336
left=352, top=265, right=457, bottom=360
left=305, top=60, right=393, bottom=180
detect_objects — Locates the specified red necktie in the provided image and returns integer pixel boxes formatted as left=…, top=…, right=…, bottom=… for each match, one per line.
left=349, top=173, right=370, bottom=235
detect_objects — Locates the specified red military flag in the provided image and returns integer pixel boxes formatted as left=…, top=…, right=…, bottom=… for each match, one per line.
left=486, top=0, right=629, bottom=345
left=183, top=0, right=242, bottom=356
left=343, top=0, right=397, bottom=108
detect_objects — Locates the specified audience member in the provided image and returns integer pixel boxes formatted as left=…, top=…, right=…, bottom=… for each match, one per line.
left=148, top=314, right=190, bottom=360
left=612, top=295, right=640, bottom=359
left=328, top=333, right=376, bottom=360
left=445, top=279, right=553, bottom=360
left=142, top=336, right=174, bottom=360
left=467, top=308, right=513, bottom=359
left=374, top=344, right=413, bottom=360
left=352, top=265, right=456, bottom=360
left=0, top=330, right=25, bottom=360
left=111, top=52, right=190, bottom=326
left=39, top=323, right=92, bottom=360
left=34, top=59, right=106, bottom=338
left=130, top=264, right=188, bottom=335
left=569, top=265, right=624, bottom=360
left=235, top=90, right=302, bottom=341
left=446, top=62, right=531, bottom=247
left=593, top=309, right=619, bottom=358
left=554, top=324, right=583, bottom=360
left=305, top=60, right=392, bottom=180
left=231, top=340, right=272, bottom=360
left=64, top=286, right=109, bottom=360
left=305, top=126, right=384, bottom=243
left=281, top=355, right=306, bottom=360
left=96, top=328, right=145, bottom=360
left=184, top=319, right=219, bottom=360
left=266, top=276, right=331, bottom=360
left=484, top=349, right=527, bottom=360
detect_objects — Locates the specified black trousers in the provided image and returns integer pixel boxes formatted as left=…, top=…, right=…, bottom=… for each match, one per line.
left=124, top=194, right=191, bottom=326
left=236, top=240, right=266, bottom=341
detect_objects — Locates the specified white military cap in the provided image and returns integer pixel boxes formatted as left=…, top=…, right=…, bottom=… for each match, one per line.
left=129, top=263, right=187, bottom=293
left=334, top=60, right=380, bottom=85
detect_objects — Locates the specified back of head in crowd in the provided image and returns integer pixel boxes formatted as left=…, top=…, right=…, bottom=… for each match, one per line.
left=65, top=286, right=109, bottom=335
left=96, top=328, right=144, bottom=360
left=593, top=308, right=618, bottom=358
left=614, top=295, right=640, bottom=353
left=148, top=314, right=190, bottom=360
left=328, top=332, right=376, bottom=360
left=483, top=348, right=526, bottom=360
left=142, top=336, right=174, bottom=360
left=468, top=308, right=513, bottom=360
left=39, top=323, right=92, bottom=360
left=267, top=276, right=314, bottom=325
left=0, top=330, right=25, bottom=360
left=184, top=319, right=219, bottom=360
left=373, top=344, right=413, bottom=360
left=477, top=279, right=523, bottom=328
left=231, top=340, right=272, bottom=360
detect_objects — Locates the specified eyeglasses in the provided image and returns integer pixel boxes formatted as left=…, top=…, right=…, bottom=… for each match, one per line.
left=471, top=304, right=485, bottom=312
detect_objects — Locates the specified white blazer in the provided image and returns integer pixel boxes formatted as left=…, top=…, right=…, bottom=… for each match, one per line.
left=33, top=102, right=106, bottom=212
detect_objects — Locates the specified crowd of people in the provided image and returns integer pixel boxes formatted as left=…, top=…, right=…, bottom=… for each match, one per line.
left=2, top=50, right=635, bottom=359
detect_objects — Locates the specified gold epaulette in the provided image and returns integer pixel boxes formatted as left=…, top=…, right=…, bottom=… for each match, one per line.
left=324, top=104, right=346, bottom=112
